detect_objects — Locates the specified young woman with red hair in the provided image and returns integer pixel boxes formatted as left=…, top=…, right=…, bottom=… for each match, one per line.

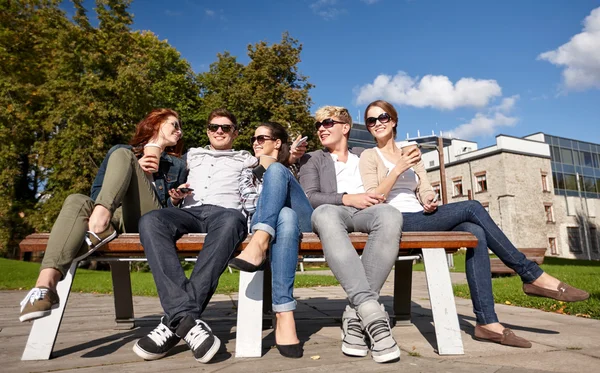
left=19, top=109, right=188, bottom=322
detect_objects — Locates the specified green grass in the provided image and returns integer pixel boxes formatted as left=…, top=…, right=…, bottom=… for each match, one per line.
left=447, top=255, right=600, bottom=320
left=0, top=258, right=339, bottom=296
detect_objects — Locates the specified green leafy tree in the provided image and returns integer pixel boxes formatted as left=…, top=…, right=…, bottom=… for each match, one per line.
left=197, top=33, right=316, bottom=152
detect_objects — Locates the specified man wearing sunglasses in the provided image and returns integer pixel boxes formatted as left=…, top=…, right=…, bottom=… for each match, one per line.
left=298, top=106, right=403, bottom=363
left=134, top=108, right=258, bottom=364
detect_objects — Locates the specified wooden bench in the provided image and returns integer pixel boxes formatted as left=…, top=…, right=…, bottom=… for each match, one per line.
left=490, top=248, right=547, bottom=275
left=19, top=231, right=477, bottom=360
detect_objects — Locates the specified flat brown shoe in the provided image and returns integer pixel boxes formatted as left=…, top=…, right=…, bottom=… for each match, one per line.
left=523, top=281, right=589, bottom=302
left=474, top=325, right=532, bottom=348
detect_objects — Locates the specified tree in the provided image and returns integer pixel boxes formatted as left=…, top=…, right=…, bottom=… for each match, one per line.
left=0, top=0, right=201, bottom=255
left=197, top=33, right=316, bottom=152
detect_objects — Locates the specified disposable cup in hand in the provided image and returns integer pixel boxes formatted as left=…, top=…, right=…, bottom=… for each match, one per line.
left=400, top=141, right=419, bottom=156
left=143, top=143, right=162, bottom=173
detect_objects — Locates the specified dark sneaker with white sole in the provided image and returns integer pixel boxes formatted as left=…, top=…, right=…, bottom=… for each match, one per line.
left=341, top=305, right=368, bottom=357
left=176, top=316, right=221, bottom=363
left=133, top=318, right=181, bottom=360
left=19, top=286, right=59, bottom=322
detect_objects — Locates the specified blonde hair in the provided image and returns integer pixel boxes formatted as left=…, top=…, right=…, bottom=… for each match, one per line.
left=314, top=106, right=353, bottom=127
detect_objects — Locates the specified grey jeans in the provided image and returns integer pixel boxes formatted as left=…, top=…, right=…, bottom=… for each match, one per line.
left=41, top=148, right=161, bottom=277
left=311, top=204, right=403, bottom=308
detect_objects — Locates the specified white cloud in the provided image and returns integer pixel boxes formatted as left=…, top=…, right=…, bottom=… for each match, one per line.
left=355, top=71, right=502, bottom=110
left=493, top=94, right=519, bottom=112
left=449, top=95, right=519, bottom=139
left=205, top=9, right=216, bottom=17
left=538, top=7, right=600, bottom=90
left=310, top=0, right=342, bottom=20
left=361, top=0, right=381, bottom=4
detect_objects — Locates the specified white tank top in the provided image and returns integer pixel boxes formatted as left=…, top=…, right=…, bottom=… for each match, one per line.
left=375, top=148, right=424, bottom=213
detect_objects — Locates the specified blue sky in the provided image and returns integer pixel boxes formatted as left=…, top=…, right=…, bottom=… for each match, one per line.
left=65, top=0, right=600, bottom=146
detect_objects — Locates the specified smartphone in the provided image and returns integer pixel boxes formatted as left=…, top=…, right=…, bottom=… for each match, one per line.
left=178, top=187, right=194, bottom=193
left=432, top=193, right=439, bottom=203
left=294, top=136, right=308, bottom=148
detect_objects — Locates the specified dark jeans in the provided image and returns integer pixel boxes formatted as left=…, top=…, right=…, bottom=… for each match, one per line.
left=139, top=205, right=247, bottom=328
left=402, top=200, right=544, bottom=325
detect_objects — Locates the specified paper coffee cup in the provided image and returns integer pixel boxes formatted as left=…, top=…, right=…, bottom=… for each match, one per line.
left=143, top=143, right=162, bottom=173
left=400, top=141, right=418, bottom=155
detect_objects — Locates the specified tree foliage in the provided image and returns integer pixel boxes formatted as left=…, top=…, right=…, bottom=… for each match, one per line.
left=0, top=1, right=314, bottom=257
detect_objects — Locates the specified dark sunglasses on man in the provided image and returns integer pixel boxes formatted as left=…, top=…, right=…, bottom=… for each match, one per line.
left=207, top=123, right=235, bottom=133
left=314, top=118, right=346, bottom=131
left=250, top=135, right=275, bottom=145
left=365, top=113, right=392, bottom=128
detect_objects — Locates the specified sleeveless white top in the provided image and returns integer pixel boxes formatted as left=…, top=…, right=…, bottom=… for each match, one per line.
left=375, top=148, right=424, bottom=213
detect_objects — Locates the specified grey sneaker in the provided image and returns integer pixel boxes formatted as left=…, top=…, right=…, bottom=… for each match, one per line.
left=341, top=305, right=368, bottom=357
left=19, top=286, right=59, bottom=322
left=358, top=300, right=401, bottom=363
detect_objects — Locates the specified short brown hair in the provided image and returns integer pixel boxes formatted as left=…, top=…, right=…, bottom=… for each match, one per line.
left=364, top=100, right=398, bottom=137
left=208, top=108, right=237, bottom=127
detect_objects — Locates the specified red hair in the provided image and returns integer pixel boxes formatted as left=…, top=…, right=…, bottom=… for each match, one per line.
left=129, top=109, right=184, bottom=157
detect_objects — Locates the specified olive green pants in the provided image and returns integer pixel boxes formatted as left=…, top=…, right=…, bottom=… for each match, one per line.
left=41, top=148, right=162, bottom=277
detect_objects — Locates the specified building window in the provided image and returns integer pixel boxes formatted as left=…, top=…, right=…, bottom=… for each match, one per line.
left=544, top=203, right=554, bottom=223
left=482, top=202, right=490, bottom=212
left=591, top=227, right=599, bottom=253
left=549, top=237, right=557, bottom=255
left=567, top=227, right=582, bottom=253
left=475, top=172, right=487, bottom=193
left=429, top=160, right=435, bottom=167
left=452, top=178, right=463, bottom=197
left=541, top=172, right=549, bottom=192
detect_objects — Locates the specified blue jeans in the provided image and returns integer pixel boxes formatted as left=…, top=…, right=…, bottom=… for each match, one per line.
left=251, top=163, right=314, bottom=312
left=402, top=200, right=544, bottom=325
left=139, top=205, right=247, bottom=328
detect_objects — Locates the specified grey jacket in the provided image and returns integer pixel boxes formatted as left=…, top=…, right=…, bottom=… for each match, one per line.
left=298, top=147, right=365, bottom=208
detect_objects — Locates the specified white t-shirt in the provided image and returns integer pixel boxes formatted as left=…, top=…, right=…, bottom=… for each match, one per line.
left=330, top=152, right=365, bottom=194
left=375, top=148, right=423, bottom=213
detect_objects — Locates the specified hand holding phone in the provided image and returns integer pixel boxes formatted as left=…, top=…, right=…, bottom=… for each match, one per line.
left=293, top=136, right=308, bottom=149
left=178, top=187, right=194, bottom=193
left=432, top=193, right=439, bottom=203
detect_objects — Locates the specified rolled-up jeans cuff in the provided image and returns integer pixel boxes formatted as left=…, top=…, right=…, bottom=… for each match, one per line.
left=273, top=300, right=297, bottom=313
left=251, top=222, right=276, bottom=242
left=520, top=267, right=545, bottom=284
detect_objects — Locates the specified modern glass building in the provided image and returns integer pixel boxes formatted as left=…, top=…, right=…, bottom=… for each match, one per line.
left=544, top=134, right=600, bottom=199
left=348, top=123, right=376, bottom=149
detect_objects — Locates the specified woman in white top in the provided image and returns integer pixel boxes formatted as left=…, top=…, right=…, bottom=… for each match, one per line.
left=358, top=99, right=589, bottom=348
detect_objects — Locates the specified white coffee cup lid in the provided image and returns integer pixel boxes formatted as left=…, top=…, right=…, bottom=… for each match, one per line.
left=399, top=141, right=418, bottom=148
left=144, top=143, right=162, bottom=149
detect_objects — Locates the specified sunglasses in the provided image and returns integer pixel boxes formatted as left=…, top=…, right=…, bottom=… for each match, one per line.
left=207, top=123, right=235, bottom=133
left=314, top=118, right=346, bottom=131
left=171, top=121, right=181, bottom=131
left=251, top=135, right=275, bottom=145
left=365, top=113, right=392, bottom=128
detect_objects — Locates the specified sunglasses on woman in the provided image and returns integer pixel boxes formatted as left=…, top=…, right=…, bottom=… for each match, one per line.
left=250, top=135, right=275, bottom=145
left=207, top=123, right=235, bottom=133
left=365, top=113, right=392, bottom=128
left=314, top=118, right=346, bottom=131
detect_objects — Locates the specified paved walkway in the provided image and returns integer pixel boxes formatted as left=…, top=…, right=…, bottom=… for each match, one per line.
left=2, top=271, right=599, bottom=373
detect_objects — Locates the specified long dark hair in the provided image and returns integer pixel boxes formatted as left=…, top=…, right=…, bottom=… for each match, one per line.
left=258, top=122, right=290, bottom=167
left=129, top=108, right=184, bottom=157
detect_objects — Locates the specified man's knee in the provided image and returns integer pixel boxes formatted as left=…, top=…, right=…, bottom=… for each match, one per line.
left=370, top=204, right=403, bottom=231
left=311, top=204, right=343, bottom=232
left=138, top=209, right=165, bottom=233
left=218, top=209, right=247, bottom=231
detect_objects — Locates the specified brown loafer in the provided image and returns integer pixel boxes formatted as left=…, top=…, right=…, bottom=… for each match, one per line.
left=474, top=325, right=532, bottom=348
left=523, top=281, right=589, bottom=302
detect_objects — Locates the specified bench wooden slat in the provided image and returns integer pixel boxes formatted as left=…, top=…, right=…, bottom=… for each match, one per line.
left=19, top=232, right=477, bottom=257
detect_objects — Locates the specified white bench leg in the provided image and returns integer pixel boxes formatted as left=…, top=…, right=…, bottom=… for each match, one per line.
left=21, top=261, right=78, bottom=360
left=235, top=271, right=264, bottom=357
left=422, top=248, right=464, bottom=355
